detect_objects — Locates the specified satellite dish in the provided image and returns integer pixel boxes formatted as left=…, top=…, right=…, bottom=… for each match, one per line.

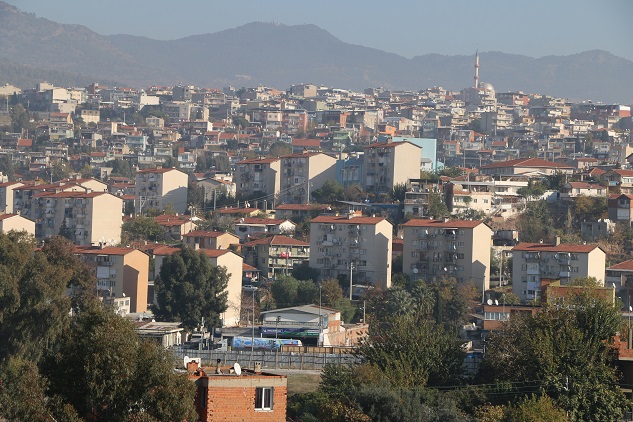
left=122, top=293, right=126, bottom=297
left=233, top=362, right=242, bottom=376
left=494, top=300, right=499, bottom=306
left=486, top=299, right=493, bottom=305
left=629, top=305, right=632, bottom=312
left=413, top=268, right=418, bottom=274
left=183, top=355, right=190, bottom=369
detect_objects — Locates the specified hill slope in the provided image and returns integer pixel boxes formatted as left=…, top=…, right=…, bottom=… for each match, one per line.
left=0, top=2, right=630, bottom=103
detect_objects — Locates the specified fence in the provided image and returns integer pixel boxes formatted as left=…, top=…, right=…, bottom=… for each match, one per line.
left=171, top=347, right=359, bottom=371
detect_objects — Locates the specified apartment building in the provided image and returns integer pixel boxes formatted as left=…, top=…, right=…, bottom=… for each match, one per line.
left=135, top=167, right=189, bottom=214
left=235, top=157, right=281, bottom=200
left=182, top=230, right=240, bottom=250
left=34, top=192, right=122, bottom=245
left=363, top=141, right=421, bottom=195
left=309, top=214, right=392, bottom=290
left=0, top=181, right=24, bottom=213
left=279, top=152, right=337, bottom=204
left=242, top=235, right=310, bottom=279
left=401, top=219, right=492, bottom=292
left=511, top=241, right=606, bottom=303
left=77, top=246, right=150, bottom=313
left=0, top=213, right=35, bottom=235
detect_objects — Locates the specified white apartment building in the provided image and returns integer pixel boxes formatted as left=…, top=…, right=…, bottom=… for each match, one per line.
left=309, top=214, right=392, bottom=291
left=0, top=181, right=24, bottom=213
left=235, top=157, right=281, bottom=200
left=511, top=241, right=606, bottom=303
left=135, top=167, right=189, bottom=214
left=363, top=141, right=421, bottom=195
left=35, top=191, right=122, bottom=246
left=279, top=152, right=337, bottom=204
left=402, top=219, right=492, bottom=292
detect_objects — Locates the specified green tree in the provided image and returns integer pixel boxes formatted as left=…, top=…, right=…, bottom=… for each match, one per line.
left=427, top=192, right=449, bottom=219
left=111, top=158, right=135, bottom=179
left=44, top=304, right=198, bottom=422
left=356, top=314, right=464, bottom=388
left=311, top=180, right=345, bottom=204
left=320, top=278, right=343, bottom=307
left=291, top=264, right=320, bottom=282
left=162, top=155, right=179, bottom=169
left=51, top=161, right=71, bottom=182
left=268, top=141, right=292, bottom=158
left=516, top=201, right=554, bottom=243
left=297, top=280, right=319, bottom=304
left=503, top=395, right=567, bottom=422
left=478, top=294, right=627, bottom=421
left=270, top=275, right=300, bottom=307
left=390, top=183, right=407, bottom=203
left=122, top=217, right=164, bottom=242
left=0, top=233, right=93, bottom=363
left=0, top=155, right=16, bottom=181
left=10, top=103, right=35, bottom=135
left=154, top=247, right=229, bottom=330
left=213, top=155, right=231, bottom=173
left=58, top=219, right=73, bottom=241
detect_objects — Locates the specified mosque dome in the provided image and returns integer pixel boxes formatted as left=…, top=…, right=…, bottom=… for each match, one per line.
left=480, top=82, right=495, bottom=92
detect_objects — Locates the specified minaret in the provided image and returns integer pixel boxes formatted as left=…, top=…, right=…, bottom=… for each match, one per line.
left=474, top=49, right=480, bottom=89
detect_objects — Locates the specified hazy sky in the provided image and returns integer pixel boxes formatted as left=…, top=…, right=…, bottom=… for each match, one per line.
left=6, top=0, right=633, bottom=60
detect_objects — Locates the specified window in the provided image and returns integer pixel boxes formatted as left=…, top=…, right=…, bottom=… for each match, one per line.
left=255, top=387, right=273, bottom=410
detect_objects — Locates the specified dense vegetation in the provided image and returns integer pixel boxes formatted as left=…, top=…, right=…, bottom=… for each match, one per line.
left=0, top=232, right=197, bottom=421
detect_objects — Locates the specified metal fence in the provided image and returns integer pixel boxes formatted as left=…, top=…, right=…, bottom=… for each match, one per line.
left=171, top=347, right=359, bottom=371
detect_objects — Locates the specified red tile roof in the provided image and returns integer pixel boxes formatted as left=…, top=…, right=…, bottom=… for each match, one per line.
left=511, top=242, right=600, bottom=253
left=77, top=246, right=143, bottom=256
left=292, top=138, right=321, bottom=147
left=243, top=263, right=259, bottom=272
left=137, top=167, right=180, bottom=174
left=242, top=235, right=309, bottom=247
left=608, top=260, right=633, bottom=271
left=402, top=219, right=484, bottom=228
left=480, top=158, right=573, bottom=170
left=0, top=213, right=20, bottom=221
left=310, top=215, right=386, bottom=225
left=236, top=218, right=290, bottom=225
left=183, top=230, right=236, bottom=239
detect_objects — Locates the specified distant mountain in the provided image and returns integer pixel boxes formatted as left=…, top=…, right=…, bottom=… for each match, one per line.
left=0, top=2, right=631, bottom=103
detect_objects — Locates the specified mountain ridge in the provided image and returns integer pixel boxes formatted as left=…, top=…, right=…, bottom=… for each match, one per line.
left=0, top=3, right=630, bottom=103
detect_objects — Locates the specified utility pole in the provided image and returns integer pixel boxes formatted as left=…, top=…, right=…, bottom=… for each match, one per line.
left=349, top=261, right=354, bottom=300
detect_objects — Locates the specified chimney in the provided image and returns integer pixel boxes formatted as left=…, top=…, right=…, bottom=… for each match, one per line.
left=254, top=361, right=262, bottom=374
left=215, top=358, right=222, bottom=375
left=555, top=236, right=561, bottom=246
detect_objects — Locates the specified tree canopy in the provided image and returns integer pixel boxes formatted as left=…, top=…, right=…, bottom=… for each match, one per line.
left=154, top=247, right=229, bottom=330
left=478, top=294, right=627, bottom=421
left=0, top=233, right=198, bottom=421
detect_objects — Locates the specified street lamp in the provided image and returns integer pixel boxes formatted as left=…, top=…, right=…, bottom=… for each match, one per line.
left=243, top=286, right=258, bottom=355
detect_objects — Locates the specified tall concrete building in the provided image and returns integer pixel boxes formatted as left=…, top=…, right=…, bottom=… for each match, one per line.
left=402, top=219, right=492, bottom=292
left=135, top=167, right=189, bottom=214
left=235, top=157, right=281, bottom=201
left=309, top=214, right=392, bottom=291
left=279, top=152, right=337, bottom=204
left=0, top=181, right=24, bottom=213
left=511, top=241, right=606, bottom=303
left=77, top=246, right=150, bottom=313
left=363, top=141, right=421, bottom=195
left=32, top=191, right=122, bottom=246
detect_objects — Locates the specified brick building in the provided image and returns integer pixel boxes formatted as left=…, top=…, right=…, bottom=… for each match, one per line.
left=188, top=360, right=287, bottom=421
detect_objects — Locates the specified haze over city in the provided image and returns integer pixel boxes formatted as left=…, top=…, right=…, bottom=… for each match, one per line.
left=6, top=0, right=633, bottom=61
